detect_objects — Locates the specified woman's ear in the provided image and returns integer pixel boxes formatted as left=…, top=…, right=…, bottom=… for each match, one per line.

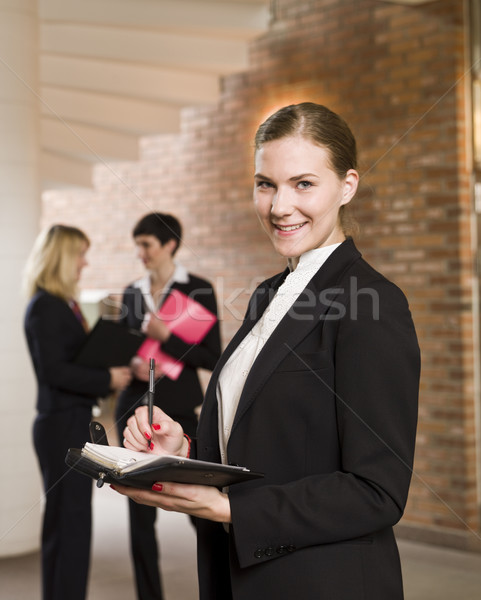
left=165, top=238, right=178, bottom=256
left=340, top=169, right=359, bottom=206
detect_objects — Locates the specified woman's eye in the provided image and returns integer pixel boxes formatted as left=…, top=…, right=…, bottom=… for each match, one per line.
left=297, top=180, right=312, bottom=190
left=256, top=180, right=274, bottom=189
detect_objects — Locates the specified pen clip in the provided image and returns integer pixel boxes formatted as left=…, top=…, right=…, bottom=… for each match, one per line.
left=149, top=358, right=155, bottom=393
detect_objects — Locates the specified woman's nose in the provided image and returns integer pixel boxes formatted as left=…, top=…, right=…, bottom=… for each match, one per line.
left=271, top=188, right=294, bottom=217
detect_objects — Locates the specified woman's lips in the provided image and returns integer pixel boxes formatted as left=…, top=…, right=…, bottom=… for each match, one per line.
left=274, top=222, right=306, bottom=233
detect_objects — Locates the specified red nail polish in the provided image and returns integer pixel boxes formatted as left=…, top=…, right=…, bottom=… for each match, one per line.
left=150, top=442, right=154, bottom=450
left=152, top=483, right=163, bottom=492
left=152, top=423, right=161, bottom=431
left=144, top=431, right=151, bottom=440
left=110, top=485, right=117, bottom=491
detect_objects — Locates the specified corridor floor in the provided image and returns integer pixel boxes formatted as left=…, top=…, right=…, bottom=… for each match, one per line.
left=1, top=484, right=481, bottom=599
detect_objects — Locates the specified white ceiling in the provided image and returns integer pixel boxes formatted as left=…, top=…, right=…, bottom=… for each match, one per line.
left=38, top=0, right=272, bottom=190
left=37, top=0, right=438, bottom=190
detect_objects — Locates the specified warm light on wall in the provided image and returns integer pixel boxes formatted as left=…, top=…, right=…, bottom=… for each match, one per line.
left=473, top=80, right=481, bottom=166
left=472, top=0, right=481, bottom=167
left=252, top=95, right=330, bottom=145
left=257, top=95, right=323, bottom=128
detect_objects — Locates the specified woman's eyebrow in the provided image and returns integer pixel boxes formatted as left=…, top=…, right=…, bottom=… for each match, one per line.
left=254, top=172, right=318, bottom=181
left=289, top=173, right=317, bottom=181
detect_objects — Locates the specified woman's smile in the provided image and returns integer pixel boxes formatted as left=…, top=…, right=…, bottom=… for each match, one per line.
left=274, top=222, right=307, bottom=233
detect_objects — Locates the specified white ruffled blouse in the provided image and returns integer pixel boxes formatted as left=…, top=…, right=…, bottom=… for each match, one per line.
left=216, top=243, right=341, bottom=464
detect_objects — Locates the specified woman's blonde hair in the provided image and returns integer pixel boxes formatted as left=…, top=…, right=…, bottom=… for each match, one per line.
left=23, top=224, right=90, bottom=300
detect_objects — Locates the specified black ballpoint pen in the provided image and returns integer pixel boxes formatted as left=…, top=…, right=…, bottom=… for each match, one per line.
left=148, top=358, right=155, bottom=439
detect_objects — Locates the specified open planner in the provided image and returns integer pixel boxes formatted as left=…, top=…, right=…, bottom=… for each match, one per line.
left=65, top=423, right=263, bottom=489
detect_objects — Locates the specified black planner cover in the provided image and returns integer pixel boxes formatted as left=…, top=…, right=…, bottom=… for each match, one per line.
left=74, top=319, right=145, bottom=368
left=65, top=447, right=264, bottom=489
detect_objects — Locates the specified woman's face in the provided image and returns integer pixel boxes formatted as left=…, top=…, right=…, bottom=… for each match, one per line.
left=254, top=135, right=358, bottom=265
left=135, top=234, right=171, bottom=271
left=75, top=242, right=89, bottom=281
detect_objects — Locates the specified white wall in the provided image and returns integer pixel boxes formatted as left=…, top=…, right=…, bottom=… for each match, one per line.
left=0, top=0, right=42, bottom=556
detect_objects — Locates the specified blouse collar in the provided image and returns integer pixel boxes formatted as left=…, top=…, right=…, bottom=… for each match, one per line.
left=289, top=242, right=342, bottom=273
left=133, top=263, right=189, bottom=313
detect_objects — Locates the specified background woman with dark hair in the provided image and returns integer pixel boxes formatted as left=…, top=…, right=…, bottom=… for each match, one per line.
left=23, top=224, right=131, bottom=600
left=115, top=212, right=221, bottom=600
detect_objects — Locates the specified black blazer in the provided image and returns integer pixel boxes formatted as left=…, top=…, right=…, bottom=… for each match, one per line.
left=116, top=273, right=221, bottom=433
left=24, top=289, right=111, bottom=413
left=195, top=239, right=420, bottom=599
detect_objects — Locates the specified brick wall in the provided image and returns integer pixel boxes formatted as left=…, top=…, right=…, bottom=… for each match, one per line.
left=42, top=0, right=480, bottom=550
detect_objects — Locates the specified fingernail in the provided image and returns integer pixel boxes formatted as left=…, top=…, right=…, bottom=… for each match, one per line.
left=144, top=431, right=151, bottom=440
left=150, top=442, right=154, bottom=450
left=152, top=484, right=163, bottom=492
left=152, top=423, right=161, bottom=431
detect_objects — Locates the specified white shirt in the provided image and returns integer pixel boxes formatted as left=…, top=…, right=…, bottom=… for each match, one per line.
left=216, top=243, right=341, bottom=464
left=133, top=263, right=189, bottom=328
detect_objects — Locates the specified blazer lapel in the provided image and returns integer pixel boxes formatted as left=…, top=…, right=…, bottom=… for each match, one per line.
left=198, top=269, right=288, bottom=437
left=208, top=269, right=289, bottom=384
left=230, top=239, right=361, bottom=433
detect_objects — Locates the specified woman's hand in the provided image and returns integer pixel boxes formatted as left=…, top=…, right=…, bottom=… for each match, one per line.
left=130, top=356, right=152, bottom=382
left=109, top=366, right=132, bottom=391
left=111, top=481, right=232, bottom=523
left=123, top=405, right=189, bottom=457
left=142, top=313, right=171, bottom=342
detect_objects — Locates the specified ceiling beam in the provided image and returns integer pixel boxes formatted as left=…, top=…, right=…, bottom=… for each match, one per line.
left=38, top=0, right=271, bottom=40
left=40, top=24, right=251, bottom=75
left=40, top=87, right=182, bottom=135
left=40, top=55, right=220, bottom=105
left=40, top=117, right=140, bottom=162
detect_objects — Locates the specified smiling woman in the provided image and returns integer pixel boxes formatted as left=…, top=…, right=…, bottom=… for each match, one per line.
left=109, top=102, right=420, bottom=600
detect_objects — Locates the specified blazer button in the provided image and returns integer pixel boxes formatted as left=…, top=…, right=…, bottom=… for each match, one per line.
left=265, top=546, right=274, bottom=557
left=276, top=545, right=287, bottom=555
left=287, top=545, right=296, bottom=552
left=254, top=549, right=264, bottom=559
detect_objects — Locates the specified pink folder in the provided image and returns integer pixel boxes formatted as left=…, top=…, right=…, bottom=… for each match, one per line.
left=137, top=289, right=217, bottom=380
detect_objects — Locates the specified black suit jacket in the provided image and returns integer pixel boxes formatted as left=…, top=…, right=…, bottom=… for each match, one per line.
left=24, top=289, right=111, bottom=412
left=195, top=239, right=420, bottom=599
left=116, top=272, right=221, bottom=435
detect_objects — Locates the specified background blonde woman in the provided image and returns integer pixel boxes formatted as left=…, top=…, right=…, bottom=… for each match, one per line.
left=23, top=224, right=131, bottom=600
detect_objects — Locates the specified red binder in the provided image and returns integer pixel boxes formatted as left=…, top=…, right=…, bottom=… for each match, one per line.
left=137, top=289, right=217, bottom=380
